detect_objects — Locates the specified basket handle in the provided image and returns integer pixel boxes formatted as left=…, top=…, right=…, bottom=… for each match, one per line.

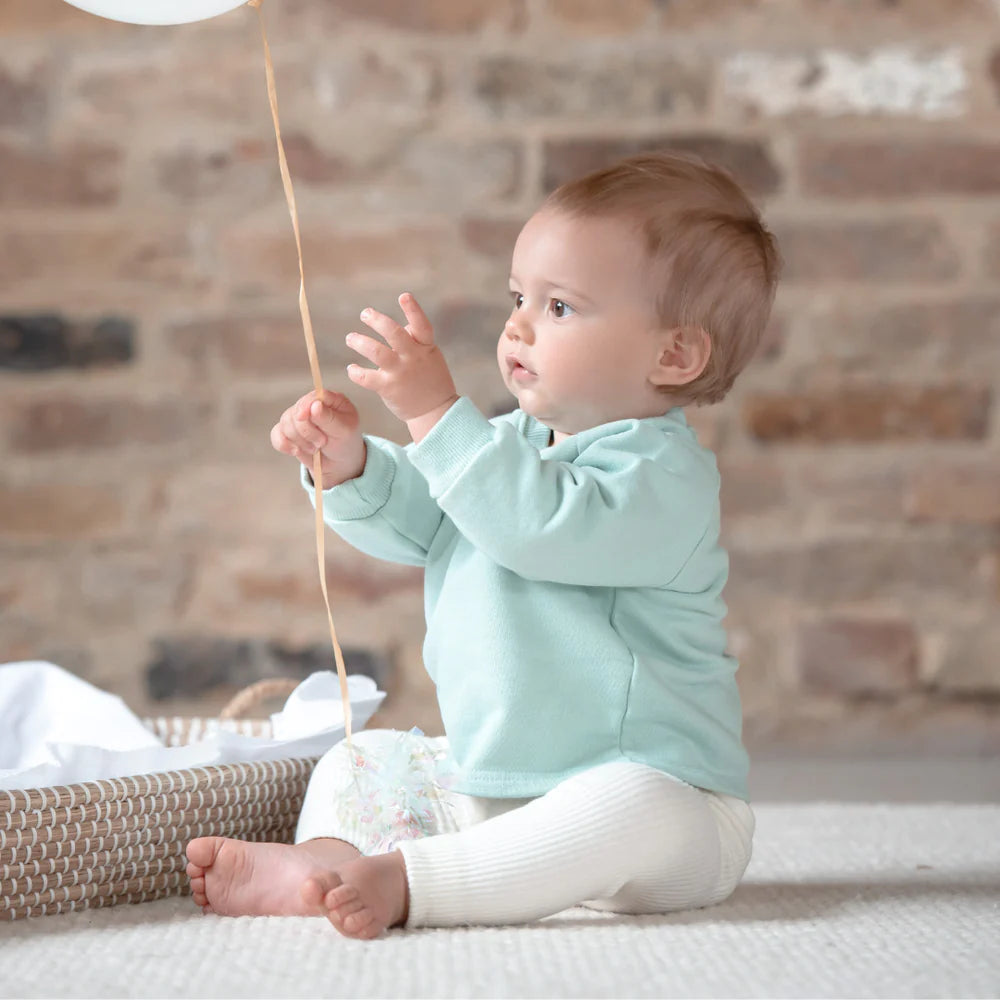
left=219, top=678, right=301, bottom=720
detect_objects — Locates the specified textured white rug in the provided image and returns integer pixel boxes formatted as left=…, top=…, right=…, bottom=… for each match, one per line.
left=1, top=804, right=998, bottom=999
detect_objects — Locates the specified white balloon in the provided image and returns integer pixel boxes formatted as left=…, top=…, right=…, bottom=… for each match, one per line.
left=61, top=0, right=249, bottom=25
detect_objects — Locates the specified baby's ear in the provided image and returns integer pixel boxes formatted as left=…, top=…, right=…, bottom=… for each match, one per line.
left=649, top=326, right=711, bottom=388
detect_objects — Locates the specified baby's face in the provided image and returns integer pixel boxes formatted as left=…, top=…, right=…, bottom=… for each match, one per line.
left=497, top=209, right=669, bottom=441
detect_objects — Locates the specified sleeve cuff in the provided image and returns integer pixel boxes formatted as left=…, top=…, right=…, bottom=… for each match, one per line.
left=407, top=396, right=496, bottom=498
left=299, top=436, right=395, bottom=521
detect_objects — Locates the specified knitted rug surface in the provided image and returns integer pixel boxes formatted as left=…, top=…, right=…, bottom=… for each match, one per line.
left=2, top=804, right=998, bottom=999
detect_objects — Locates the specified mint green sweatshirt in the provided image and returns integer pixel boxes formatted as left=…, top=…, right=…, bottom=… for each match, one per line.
left=304, top=396, right=749, bottom=800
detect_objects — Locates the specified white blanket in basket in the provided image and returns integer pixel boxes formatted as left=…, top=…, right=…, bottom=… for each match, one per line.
left=0, top=661, right=384, bottom=791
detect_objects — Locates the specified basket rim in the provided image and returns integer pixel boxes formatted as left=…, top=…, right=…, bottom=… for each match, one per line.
left=1, top=753, right=322, bottom=805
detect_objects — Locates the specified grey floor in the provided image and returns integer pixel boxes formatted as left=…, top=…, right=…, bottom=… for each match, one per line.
left=750, top=756, right=999, bottom=803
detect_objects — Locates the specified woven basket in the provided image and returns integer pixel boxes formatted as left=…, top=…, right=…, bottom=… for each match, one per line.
left=1, top=679, right=322, bottom=921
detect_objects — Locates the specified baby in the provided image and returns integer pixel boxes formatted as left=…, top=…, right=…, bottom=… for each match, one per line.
left=185, top=151, right=780, bottom=938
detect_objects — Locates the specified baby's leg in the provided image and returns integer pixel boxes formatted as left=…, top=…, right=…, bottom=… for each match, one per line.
left=397, top=761, right=754, bottom=927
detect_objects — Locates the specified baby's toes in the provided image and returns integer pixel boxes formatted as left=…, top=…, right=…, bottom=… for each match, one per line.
left=331, top=895, right=367, bottom=924
left=301, top=873, right=342, bottom=913
left=186, top=862, right=205, bottom=879
left=324, top=883, right=359, bottom=910
left=342, top=908, right=376, bottom=936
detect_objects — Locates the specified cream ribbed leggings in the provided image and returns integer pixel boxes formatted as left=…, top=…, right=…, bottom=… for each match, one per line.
left=295, top=730, right=754, bottom=928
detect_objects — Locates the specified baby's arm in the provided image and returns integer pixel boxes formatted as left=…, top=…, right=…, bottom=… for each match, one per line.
left=407, top=398, right=716, bottom=587
left=272, top=390, right=443, bottom=567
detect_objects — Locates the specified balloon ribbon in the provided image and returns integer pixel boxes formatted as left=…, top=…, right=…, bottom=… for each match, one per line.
left=247, top=0, right=352, bottom=743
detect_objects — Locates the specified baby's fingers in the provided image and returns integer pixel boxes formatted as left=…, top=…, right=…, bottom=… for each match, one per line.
left=270, top=423, right=313, bottom=465
left=280, top=405, right=327, bottom=453
left=307, top=391, right=357, bottom=435
left=399, top=292, right=434, bottom=345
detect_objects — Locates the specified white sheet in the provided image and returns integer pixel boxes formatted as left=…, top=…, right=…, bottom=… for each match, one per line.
left=0, top=661, right=384, bottom=791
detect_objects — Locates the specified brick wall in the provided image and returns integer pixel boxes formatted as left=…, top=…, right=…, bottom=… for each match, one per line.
left=1, top=0, right=998, bottom=755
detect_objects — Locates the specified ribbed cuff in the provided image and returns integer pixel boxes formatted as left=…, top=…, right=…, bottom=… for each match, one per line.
left=299, top=436, right=395, bottom=521
left=407, top=396, right=496, bottom=499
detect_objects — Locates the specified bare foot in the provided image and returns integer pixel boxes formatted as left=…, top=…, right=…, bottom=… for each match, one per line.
left=185, top=836, right=361, bottom=916
left=301, top=852, right=409, bottom=940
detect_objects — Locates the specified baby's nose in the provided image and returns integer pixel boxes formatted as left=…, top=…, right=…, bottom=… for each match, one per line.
left=505, top=315, right=531, bottom=342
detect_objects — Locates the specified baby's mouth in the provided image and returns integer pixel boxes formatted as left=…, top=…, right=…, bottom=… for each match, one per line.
left=506, top=354, right=536, bottom=380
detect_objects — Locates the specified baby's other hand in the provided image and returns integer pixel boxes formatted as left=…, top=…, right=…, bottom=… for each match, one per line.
left=346, top=293, right=458, bottom=423
left=271, top=389, right=367, bottom=490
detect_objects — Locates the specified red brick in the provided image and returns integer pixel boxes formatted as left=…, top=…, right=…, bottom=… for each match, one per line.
left=544, top=136, right=782, bottom=196
left=222, top=224, right=456, bottom=291
left=718, top=457, right=787, bottom=518
left=435, top=301, right=510, bottom=357
left=796, top=459, right=906, bottom=524
left=0, top=141, right=121, bottom=207
left=757, top=314, right=786, bottom=360
left=907, top=463, right=1000, bottom=524
left=78, top=549, right=192, bottom=627
left=795, top=297, right=1000, bottom=377
left=801, top=140, right=1000, bottom=198
left=0, top=0, right=130, bottom=33
left=797, top=617, right=919, bottom=696
left=472, top=54, right=707, bottom=119
left=0, top=62, right=47, bottom=128
left=0, top=483, right=125, bottom=539
left=304, top=0, right=526, bottom=33
left=743, top=385, right=991, bottom=443
left=171, top=316, right=316, bottom=377
left=394, top=137, right=523, bottom=207
left=6, top=398, right=210, bottom=452
left=776, top=219, right=960, bottom=283
left=0, top=228, right=207, bottom=295
left=685, top=407, right=728, bottom=453
left=985, top=225, right=1000, bottom=280
left=72, top=54, right=265, bottom=130
left=283, top=135, right=352, bottom=186
left=935, top=626, right=1000, bottom=694
left=797, top=534, right=994, bottom=604
left=155, top=146, right=276, bottom=201
left=461, top=218, right=523, bottom=258
left=655, top=0, right=766, bottom=29
left=745, top=700, right=1000, bottom=756
left=547, top=0, right=654, bottom=33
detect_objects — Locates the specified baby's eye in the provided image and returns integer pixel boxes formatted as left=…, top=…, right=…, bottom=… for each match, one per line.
left=550, top=299, right=574, bottom=319
left=511, top=291, right=524, bottom=309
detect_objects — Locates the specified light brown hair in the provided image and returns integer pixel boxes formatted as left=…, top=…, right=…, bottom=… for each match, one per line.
left=544, top=151, right=781, bottom=405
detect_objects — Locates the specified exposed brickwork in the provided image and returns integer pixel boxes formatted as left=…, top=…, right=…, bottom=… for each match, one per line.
left=543, top=137, right=782, bottom=196
left=471, top=55, right=709, bottom=120
left=310, top=0, right=527, bottom=34
left=0, top=315, right=133, bottom=371
left=0, top=63, right=47, bottom=128
left=145, top=636, right=390, bottom=701
left=0, top=0, right=997, bottom=754
left=0, top=483, right=126, bottom=540
left=743, top=385, right=992, bottom=443
left=6, top=397, right=210, bottom=452
left=907, top=464, right=1000, bottom=524
left=546, top=0, right=654, bottom=34
left=797, top=618, right=920, bottom=696
left=776, top=219, right=960, bottom=283
left=0, top=141, right=121, bottom=207
left=801, top=140, right=1000, bottom=197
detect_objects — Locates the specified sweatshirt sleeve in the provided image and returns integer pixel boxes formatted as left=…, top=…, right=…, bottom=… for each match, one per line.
left=407, top=397, right=717, bottom=587
left=302, top=434, right=444, bottom=567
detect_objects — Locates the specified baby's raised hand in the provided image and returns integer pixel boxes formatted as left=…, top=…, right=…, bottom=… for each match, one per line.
left=346, top=293, right=458, bottom=423
left=270, top=389, right=367, bottom=490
